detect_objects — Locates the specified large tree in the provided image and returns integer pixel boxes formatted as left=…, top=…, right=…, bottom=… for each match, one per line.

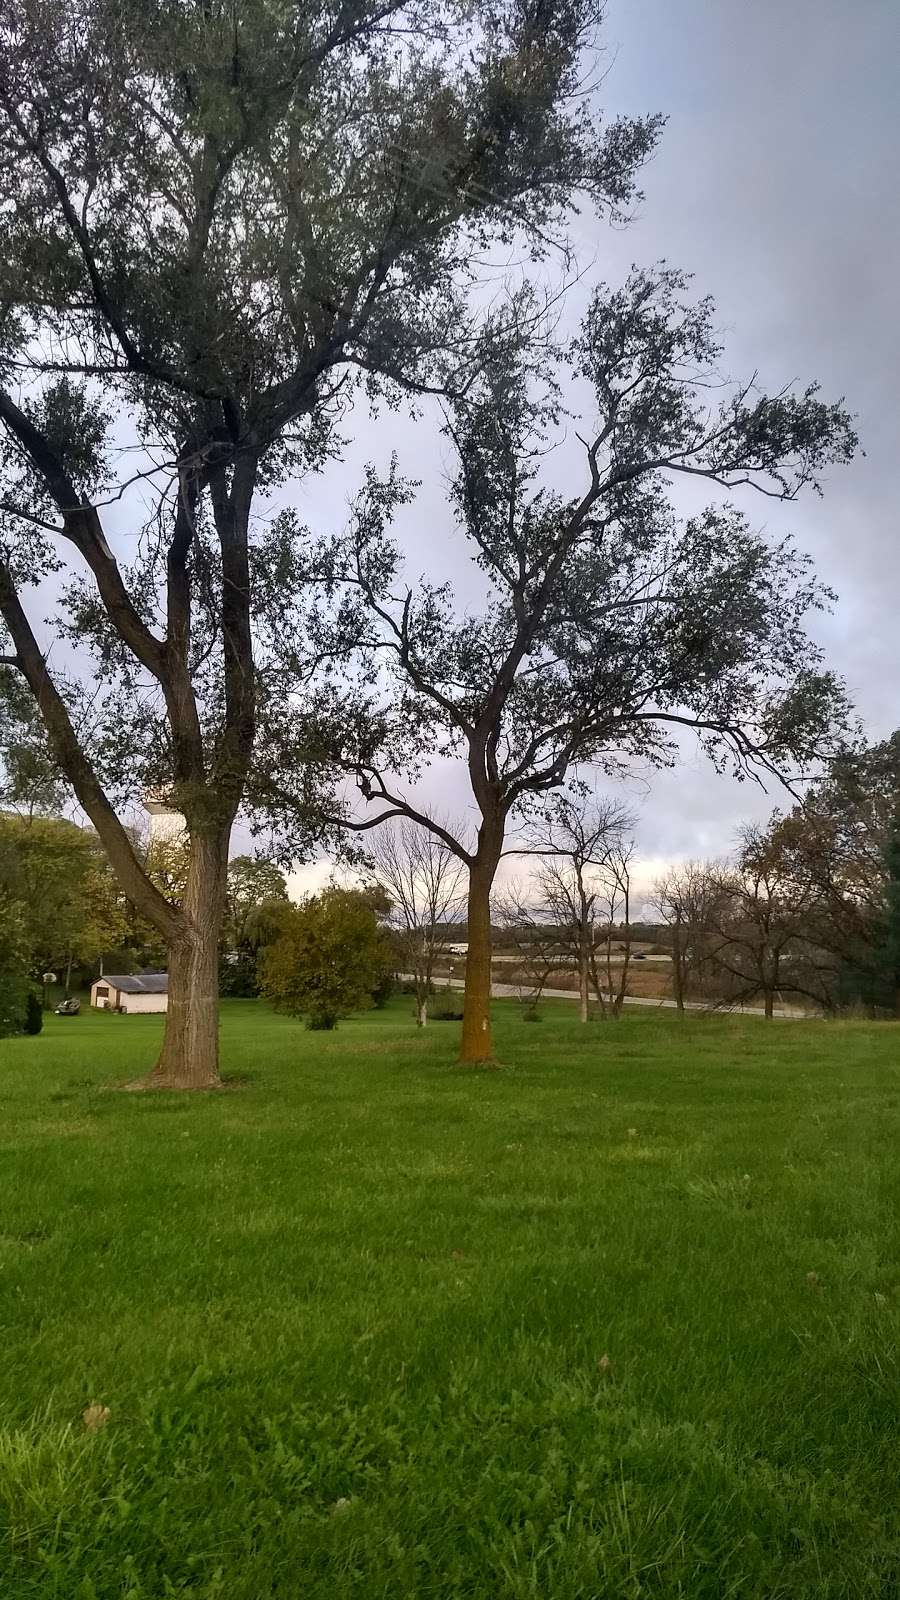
left=300, top=265, right=857, bottom=1062
left=0, top=0, right=657, bottom=1085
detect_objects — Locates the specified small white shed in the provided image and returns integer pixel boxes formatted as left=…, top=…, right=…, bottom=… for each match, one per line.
left=90, top=973, right=169, bottom=1014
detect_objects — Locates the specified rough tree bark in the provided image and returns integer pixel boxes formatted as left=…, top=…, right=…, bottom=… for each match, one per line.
left=671, top=915, right=685, bottom=1015
left=578, top=939, right=590, bottom=1024
left=0, top=450, right=255, bottom=1090
left=150, top=830, right=229, bottom=1088
left=460, top=829, right=502, bottom=1064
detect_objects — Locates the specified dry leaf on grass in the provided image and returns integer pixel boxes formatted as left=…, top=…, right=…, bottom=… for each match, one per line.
left=82, top=1403, right=111, bottom=1431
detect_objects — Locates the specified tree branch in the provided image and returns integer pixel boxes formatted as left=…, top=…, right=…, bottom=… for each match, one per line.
left=0, top=560, right=184, bottom=943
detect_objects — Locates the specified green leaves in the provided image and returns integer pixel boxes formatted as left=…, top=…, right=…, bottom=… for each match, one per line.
left=258, top=886, right=394, bottom=1029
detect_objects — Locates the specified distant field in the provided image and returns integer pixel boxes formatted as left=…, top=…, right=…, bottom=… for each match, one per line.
left=433, top=949, right=677, bottom=1001
left=1, top=999, right=898, bottom=1598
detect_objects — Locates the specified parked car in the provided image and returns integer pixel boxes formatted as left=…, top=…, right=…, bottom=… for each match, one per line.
left=54, top=997, right=81, bottom=1016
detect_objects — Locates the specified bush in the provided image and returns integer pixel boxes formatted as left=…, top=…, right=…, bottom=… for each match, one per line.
left=371, top=968, right=395, bottom=1010
left=431, top=998, right=465, bottom=1021
left=306, top=1010, right=339, bottom=1031
left=23, top=991, right=43, bottom=1035
left=219, top=947, right=260, bottom=998
left=258, top=887, right=394, bottom=1029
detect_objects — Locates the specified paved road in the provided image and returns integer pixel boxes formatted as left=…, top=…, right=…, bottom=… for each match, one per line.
left=420, top=975, right=809, bottom=1021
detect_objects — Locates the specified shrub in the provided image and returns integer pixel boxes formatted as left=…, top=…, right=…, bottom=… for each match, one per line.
left=431, top=998, right=465, bottom=1021
left=258, top=887, right=394, bottom=1029
left=371, top=968, right=395, bottom=1009
left=306, top=1010, right=339, bottom=1031
left=219, top=948, right=260, bottom=998
left=23, top=991, right=43, bottom=1035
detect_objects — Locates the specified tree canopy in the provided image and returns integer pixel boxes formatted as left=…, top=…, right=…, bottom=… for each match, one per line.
left=285, top=264, right=857, bottom=1058
left=258, top=884, right=392, bottom=1029
left=0, top=0, right=659, bottom=1085
left=0, top=811, right=126, bottom=980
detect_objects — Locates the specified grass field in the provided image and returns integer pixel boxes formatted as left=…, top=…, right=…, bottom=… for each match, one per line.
left=0, top=998, right=898, bottom=1598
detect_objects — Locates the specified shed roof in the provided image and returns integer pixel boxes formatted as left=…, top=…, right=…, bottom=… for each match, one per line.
left=97, top=973, right=168, bottom=994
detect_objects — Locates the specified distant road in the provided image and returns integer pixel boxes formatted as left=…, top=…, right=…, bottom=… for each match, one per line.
left=414, top=975, right=809, bottom=1021
left=475, top=952, right=673, bottom=965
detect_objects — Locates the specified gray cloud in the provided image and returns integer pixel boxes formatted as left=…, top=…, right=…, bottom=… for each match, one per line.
left=10, top=3, right=890, bottom=900
left=271, top=1, right=900, bottom=886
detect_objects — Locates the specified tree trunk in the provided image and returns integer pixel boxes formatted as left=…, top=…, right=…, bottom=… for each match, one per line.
left=764, top=987, right=774, bottom=1020
left=672, top=922, right=685, bottom=1015
left=578, top=939, right=590, bottom=1023
left=64, top=948, right=73, bottom=1000
left=148, top=830, right=228, bottom=1089
left=460, top=838, right=501, bottom=1065
left=415, top=953, right=430, bottom=1025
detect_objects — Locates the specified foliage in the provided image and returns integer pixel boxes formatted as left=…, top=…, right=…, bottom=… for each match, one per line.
left=0, top=812, right=127, bottom=978
left=224, top=856, right=289, bottom=950
left=284, top=260, right=857, bottom=1060
left=218, top=948, right=262, bottom=1000
left=0, top=0, right=658, bottom=1083
left=0, top=888, right=29, bottom=1035
left=0, top=667, right=66, bottom=815
left=23, top=989, right=42, bottom=1034
left=217, top=854, right=291, bottom=998
left=0, top=999, right=899, bottom=1598
left=325, top=270, right=857, bottom=821
left=258, top=886, right=393, bottom=1028
left=730, top=734, right=900, bottom=1015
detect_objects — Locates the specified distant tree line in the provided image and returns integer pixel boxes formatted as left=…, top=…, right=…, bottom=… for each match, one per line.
left=0, top=809, right=293, bottom=1034
left=653, top=733, right=900, bottom=1018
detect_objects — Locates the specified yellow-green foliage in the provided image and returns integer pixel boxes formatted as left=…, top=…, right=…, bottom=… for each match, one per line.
left=258, top=887, right=392, bottom=1028
left=0, top=890, right=29, bottom=1035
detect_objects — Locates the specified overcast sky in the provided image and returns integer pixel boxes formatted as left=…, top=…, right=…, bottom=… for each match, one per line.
left=288, top=0, right=900, bottom=904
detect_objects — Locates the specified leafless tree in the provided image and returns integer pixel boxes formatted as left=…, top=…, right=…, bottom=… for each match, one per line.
left=516, top=795, right=635, bottom=1020
left=494, top=878, right=563, bottom=1016
left=705, top=825, right=837, bottom=1017
left=587, top=839, right=635, bottom=1019
left=653, top=860, right=725, bottom=1013
left=368, top=819, right=466, bottom=1025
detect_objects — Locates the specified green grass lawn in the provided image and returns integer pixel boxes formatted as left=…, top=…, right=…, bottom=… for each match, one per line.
left=0, top=999, right=898, bottom=1598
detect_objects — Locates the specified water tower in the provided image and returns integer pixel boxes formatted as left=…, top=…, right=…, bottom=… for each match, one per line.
left=144, top=792, right=187, bottom=846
